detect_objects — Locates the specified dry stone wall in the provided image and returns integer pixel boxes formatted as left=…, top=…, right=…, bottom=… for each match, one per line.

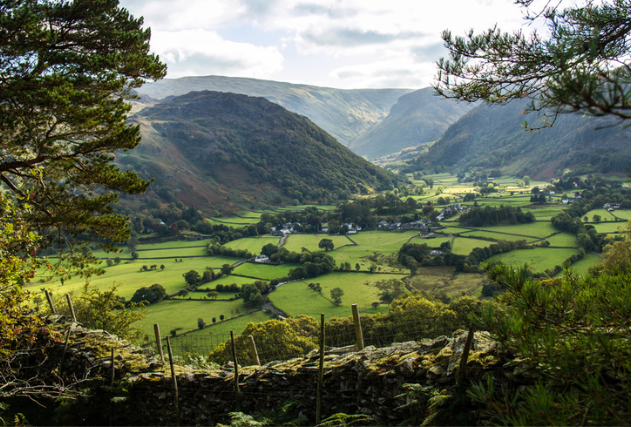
left=31, top=317, right=534, bottom=426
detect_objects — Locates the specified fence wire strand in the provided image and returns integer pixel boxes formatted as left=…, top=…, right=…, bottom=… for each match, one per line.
left=152, top=311, right=467, bottom=366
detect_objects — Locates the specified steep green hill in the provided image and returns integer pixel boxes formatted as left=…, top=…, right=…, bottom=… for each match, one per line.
left=350, top=88, right=475, bottom=159
left=135, top=75, right=413, bottom=147
left=121, top=91, right=398, bottom=214
left=415, top=99, right=630, bottom=178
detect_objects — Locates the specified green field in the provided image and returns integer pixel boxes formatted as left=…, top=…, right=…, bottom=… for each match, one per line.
left=135, top=298, right=249, bottom=338
left=490, top=247, right=580, bottom=272
left=33, top=253, right=243, bottom=300
left=268, top=272, right=393, bottom=321
left=439, top=227, right=472, bottom=234
left=284, top=234, right=354, bottom=253
left=545, top=232, right=579, bottom=247
left=561, top=253, right=602, bottom=276
left=223, top=236, right=280, bottom=255
left=349, top=231, right=420, bottom=252
left=593, top=222, right=626, bottom=234
left=325, top=231, right=421, bottom=272
left=232, top=262, right=297, bottom=280
left=407, top=267, right=485, bottom=299
left=610, top=210, right=631, bottom=221
left=522, top=205, right=567, bottom=219
left=477, top=221, right=557, bottom=238
left=461, top=231, right=536, bottom=243
left=452, top=237, right=495, bottom=255
left=164, top=310, right=274, bottom=356
left=584, top=209, right=618, bottom=222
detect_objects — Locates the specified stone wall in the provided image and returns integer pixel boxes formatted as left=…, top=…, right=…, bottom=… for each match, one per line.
left=22, top=317, right=530, bottom=426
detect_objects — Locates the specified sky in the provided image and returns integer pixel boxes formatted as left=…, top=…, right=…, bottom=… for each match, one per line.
left=119, top=0, right=540, bottom=89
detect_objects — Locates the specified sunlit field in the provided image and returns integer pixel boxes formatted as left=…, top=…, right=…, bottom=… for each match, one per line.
left=268, top=272, right=394, bottom=320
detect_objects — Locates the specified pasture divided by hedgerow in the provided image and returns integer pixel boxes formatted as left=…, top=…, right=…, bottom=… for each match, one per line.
left=584, top=208, right=618, bottom=221
left=545, top=232, right=579, bottom=247
left=593, top=222, right=626, bottom=233
left=268, top=272, right=393, bottom=320
left=490, top=247, right=580, bottom=272
left=135, top=298, right=250, bottom=339
left=223, top=236, right=281, bottom=255
left=284, top=234, right=354, bottom=253
left=232, top=262, right=298, bottom=280
left=459, top=230, right=535, bottom=243
left=556, top=253, right=603, bottom=276
left=451, top=237, right=495, bottom=255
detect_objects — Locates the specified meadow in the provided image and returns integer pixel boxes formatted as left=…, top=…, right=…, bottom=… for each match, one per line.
left=451, top=237, right=495, bottom=255
left=545, top=232, right=579, bottom=247
left=232, top=262, right=298, bottom=280
left=268, top=272, right=393, bottom=321
left=559, top=253, right=603, bottom=276
left=325, top=231, right=421, bottom=272
left=460, top=230, right=538, bottom=243
left=584, top=208, right=619, bottom=221
left=490, top=247, right=580, bottom=272
left=407, top=267, right=485, bottom=299
left=31, top=183, right=624, bottom=355
left=284, top=234, right=354, bottom=253
left=223, top=235, right=280, bottom=255
left=135, top=297, right=251, bottom=339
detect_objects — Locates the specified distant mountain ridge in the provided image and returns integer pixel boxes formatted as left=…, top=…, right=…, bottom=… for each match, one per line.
left=136, top=75, right=413, bottom=148
left=122, top=91, right=398, bottom=214
left=350, top=88, right=475, bottom=159
left=415, top=99, right=631, bottom=178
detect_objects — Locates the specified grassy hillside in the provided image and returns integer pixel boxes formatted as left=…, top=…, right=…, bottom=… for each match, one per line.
left=414, top=99, right=630, bottom=178
left=135, top=75, right=413, bottom=146
left=122, top=91, right=399, bottom=214
left=350, top=88, right=475, bottom=159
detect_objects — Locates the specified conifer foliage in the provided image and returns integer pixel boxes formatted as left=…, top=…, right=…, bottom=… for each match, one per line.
left=0, top=0, right=166, bottom=261
left=436, top=0, right=631, bottom=127
left=469, top=259, right=631, bottom=425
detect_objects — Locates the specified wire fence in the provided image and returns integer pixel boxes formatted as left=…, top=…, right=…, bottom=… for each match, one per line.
left=150, top=308, right=468, bottom=366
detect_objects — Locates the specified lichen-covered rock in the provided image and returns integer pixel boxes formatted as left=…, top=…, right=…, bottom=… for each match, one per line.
left=22, top=318, right=532, bottom=426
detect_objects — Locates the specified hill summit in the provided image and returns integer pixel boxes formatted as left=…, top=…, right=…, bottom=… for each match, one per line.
left=123, top=91, right=398, bottom=213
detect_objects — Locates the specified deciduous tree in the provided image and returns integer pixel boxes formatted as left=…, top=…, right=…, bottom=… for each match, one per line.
left=318, top=238, right=335, bottom=251
left=330, top=287, right=344, bottom=305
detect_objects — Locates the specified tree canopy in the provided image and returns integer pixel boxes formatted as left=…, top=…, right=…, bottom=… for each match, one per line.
left=0, top=0, right=166, bottom=273
left=435, top=0, right=630, bottom=127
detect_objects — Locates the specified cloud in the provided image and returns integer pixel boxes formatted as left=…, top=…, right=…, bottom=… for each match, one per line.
left=302, top=28, right=424, bottom=47
left=120, top=0, right=533, bottom=88
left=411, top=43, right=450, bottom=63
left=328, top=59, right=439, bottom=89
left=150, top=29, right=284, bottom=79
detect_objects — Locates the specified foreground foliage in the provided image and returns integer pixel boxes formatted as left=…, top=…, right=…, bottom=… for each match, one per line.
left=468, top=260, right=630, bottom=425
left=0, top=0, right=166, bottom=275
left=436, top=0, right=631, bottom=126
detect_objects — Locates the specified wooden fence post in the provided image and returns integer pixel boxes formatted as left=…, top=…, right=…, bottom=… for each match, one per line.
left=352, top=304, right=364, bottom=351
left=316, top=313, right=325, bottom=425
left=456, top=323, right=476, bottom=385
left=230, top=330, right=240, bottom=398
left=165, top=337, right=180, bottom=425
left=45, top=290, right=56, bottom=314
left=65, top=294, right=76, bottom=322
left=248, top=335, right=260, bottom=366
left=154, top=323, right=164, bottom=362
left=110, top=347, right=115, bottom=385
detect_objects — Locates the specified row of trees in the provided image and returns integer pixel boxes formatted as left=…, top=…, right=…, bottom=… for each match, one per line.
left=458, top=205, right=535, bottom=227
left=206, top=242, right=253, bottom=259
